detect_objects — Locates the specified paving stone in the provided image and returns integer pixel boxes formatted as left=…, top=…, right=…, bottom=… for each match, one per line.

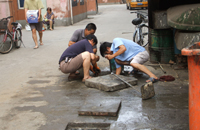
left=78, top=99, right=121, bottom=117
left=85, top=74, right=138, bottom=92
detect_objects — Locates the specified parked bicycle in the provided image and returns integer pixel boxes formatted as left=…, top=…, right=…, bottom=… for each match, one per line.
left=0, top=16, right=24, bottom=54
left=131, top=11, right=148, bottom=47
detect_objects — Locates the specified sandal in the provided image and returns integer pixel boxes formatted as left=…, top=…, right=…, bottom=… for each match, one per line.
left=128, top=69, right=141, bottom=75
left=146, top=77, right=159, bottom=83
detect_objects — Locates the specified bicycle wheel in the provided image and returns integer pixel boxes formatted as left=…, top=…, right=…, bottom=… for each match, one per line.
left=0, top=33, right=13, bottom=54
left=15, top=29, right=22, bottom=48
left=140, top=25, right=148, bottom=47
left=133, top=30, right=142, bottom=45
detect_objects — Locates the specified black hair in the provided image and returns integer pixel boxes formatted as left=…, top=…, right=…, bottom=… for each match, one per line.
left=85, top=23, right=97, bottom=31
left=100, top=42, right=112, bottom=57
left=47, top=7, right=52, bottom=12
left=85, top=34, right=98, bottom=45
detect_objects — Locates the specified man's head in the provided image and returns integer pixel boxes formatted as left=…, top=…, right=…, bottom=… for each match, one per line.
left=85, top=34, right=98, bottom=46
left=84, top=23, right=97, bottom=37
left=100, top=42, right=112, bottom=57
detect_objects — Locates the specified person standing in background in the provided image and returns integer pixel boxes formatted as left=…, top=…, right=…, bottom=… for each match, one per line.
left=24, top=0, right=44, bottom=49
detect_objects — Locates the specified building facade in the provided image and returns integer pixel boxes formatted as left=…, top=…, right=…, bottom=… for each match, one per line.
left=0, top=0, right=98, bottom=28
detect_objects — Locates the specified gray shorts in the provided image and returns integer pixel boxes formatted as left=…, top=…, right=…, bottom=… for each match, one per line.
left=60, top=54, right=83, bottom=74
left=29, top=21, right=43, bottom=32
left=130, top=51, right=149, bottom=64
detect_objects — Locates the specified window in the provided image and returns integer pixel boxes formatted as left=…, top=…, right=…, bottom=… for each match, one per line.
left=18, top=0, right=24, bottom=9
left=80, top=0, right=84, bottom=5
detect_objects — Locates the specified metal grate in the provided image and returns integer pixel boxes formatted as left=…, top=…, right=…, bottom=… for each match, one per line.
left=65, top=123, right=111, bottom=130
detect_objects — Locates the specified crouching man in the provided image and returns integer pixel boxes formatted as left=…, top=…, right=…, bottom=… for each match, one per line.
left=59, top=34, right=98, bottom=82
left=100, top=38, right=158, bottom=83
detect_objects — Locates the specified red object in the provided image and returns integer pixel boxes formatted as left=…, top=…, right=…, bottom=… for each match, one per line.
left=159, top=75, right=175, bottom=82
left=182, top=42, right=200, bottom=130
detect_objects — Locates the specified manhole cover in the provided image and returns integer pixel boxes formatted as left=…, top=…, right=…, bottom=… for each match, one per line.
left=65, top=123, right=111, bottom=130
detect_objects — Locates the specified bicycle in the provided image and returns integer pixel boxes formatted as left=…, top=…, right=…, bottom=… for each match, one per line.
left=0, top=16, right=24, bottom=54
left=131, top=11, right=148, bottom=47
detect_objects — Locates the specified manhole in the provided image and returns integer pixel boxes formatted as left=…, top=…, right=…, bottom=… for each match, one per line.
left=65, top=123, right=111, bottom=130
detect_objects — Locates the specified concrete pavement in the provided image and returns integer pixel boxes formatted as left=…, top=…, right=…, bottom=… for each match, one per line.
left=0, top=4, right=189, bottom=130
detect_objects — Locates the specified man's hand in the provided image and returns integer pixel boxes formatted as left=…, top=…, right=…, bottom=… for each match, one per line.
left=68, top=41, right=75, bottom=46
left=105, top=54, right=114, bottom=60
left=93, top=48, right=97, bottom=54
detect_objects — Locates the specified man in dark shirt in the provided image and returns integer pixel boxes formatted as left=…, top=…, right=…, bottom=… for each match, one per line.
left=59, top=34, right=98, bottom=82
left=68, top=23, right=100, bottom=75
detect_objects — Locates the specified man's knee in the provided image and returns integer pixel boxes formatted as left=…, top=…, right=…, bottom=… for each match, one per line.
left=32, top=29, right=36, bottom=33
left=130, top=63, right=140, bottom=68
left=81, top=51, right=90, bottom=59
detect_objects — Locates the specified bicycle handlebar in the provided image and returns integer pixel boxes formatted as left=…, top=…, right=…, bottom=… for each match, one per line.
left=0, top=16, right=13, bottom=21
left=130, top=12, right=147, bottom=18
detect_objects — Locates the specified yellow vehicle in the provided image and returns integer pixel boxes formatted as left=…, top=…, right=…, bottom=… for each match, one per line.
left=126, top=0, right=148, bottom=10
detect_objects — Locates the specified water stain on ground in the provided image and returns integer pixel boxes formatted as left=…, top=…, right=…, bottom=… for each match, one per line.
left=27, top=80, right=51, bottom=84
left=4, top=68, right=189, bottom=130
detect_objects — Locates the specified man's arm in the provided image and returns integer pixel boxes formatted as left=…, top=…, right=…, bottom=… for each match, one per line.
left=51, top=14, right=54, bottom=20
left=68, top=41, right=76, bottom=46
left=105, top=45, right=126, bottom=60
left=38, top=9, right=41, bottom=22
left=24, top=8, right=28, bottom=22
left=93, top=48, right=97, bottom=54
left=90, top=53, right=96, bottom=65
left=68, top=30, right=80, bottom=46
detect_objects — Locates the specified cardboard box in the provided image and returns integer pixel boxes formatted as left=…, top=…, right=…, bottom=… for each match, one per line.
left=27, top=10, right=39, bottom=23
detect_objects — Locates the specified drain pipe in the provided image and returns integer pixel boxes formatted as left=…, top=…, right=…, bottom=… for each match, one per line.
left=69, top=0, right=73, bottom=25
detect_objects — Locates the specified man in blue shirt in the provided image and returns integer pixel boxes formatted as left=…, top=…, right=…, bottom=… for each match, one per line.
left=59, top=34, right=98, bottom=82
left=100, top=38, right=158, bottom=83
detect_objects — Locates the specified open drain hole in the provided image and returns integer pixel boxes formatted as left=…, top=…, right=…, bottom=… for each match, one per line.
left=65, top=123, right=111, bottom=130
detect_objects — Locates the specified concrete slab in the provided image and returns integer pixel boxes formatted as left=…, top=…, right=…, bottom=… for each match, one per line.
left=85, top=74, right=137, bottom=92
left=78, top=99, right=121, bottom=117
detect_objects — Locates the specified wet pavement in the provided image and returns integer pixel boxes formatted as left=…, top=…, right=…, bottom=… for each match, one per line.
left=0, top=4, right=189, bottom=130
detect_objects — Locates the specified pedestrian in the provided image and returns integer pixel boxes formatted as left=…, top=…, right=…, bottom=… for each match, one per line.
left=43, top=7, right=54, bottom=31
left=59, top=34, right=99, bottom=82
left=24, top=0, right=44, bottom=49
left=68, top=23, right=100, bottom=75
left=100, top=38, right=159, bottom=83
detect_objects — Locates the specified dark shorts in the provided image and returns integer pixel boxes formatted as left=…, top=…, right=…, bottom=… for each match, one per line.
left=29, top=21, right=43, bottom=32
left=60, top=54, right=83, bottom=74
